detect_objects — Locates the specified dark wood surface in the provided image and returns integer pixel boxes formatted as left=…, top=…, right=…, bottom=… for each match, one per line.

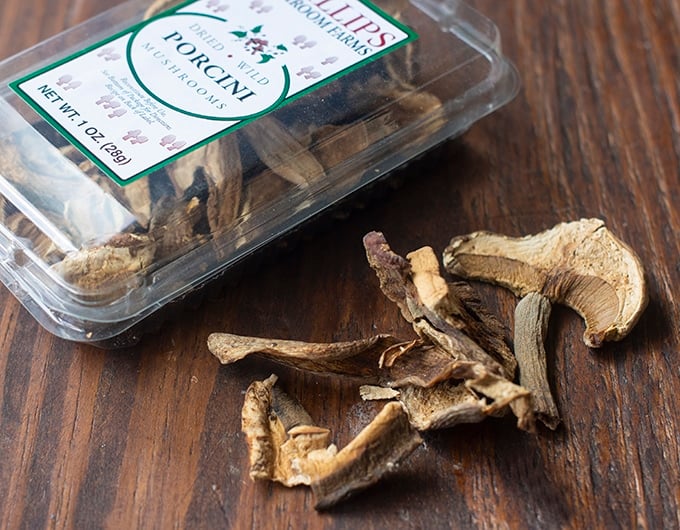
left=1, top=0, right=679, bottom=528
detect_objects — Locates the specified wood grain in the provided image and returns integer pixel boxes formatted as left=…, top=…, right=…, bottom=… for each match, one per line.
left=1, top=0, right=679, bottom=528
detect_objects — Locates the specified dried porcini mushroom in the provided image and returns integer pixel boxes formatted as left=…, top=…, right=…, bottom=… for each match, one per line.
left=443, top=218, right=648, bottom=428
left=242, top=117, right=327, bottom=187
left=209, top=333, right=493, bottom=391
left=212, top=221, right=648, bottom=509
left=363, top=232, right=534, bottom=431
left=211, top=231, right=535, bottom=432
left=210, top=230, right=542, bottom=509
left=209, top=333, right=401, bottom=382
left=241, top=374, right=422, bottom=510
left=405, top=245, right=517, bottom=378
left=144, top=0, right=184, bottom=18
left=52, top=233, right=154, bottom=292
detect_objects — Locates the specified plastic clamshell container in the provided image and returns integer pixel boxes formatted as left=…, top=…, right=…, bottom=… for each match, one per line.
left=0, top=0, right=519, bottom=346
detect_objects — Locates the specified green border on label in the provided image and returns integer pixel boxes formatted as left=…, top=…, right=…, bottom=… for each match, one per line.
left=9, top=0, right=418, bottom=186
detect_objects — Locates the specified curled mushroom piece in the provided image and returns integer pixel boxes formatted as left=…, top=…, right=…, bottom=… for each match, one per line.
left=364, top=232, right=534, bottom=431
left=241, top=374, right=422, bottom=510
left=443, top=218, right=648, bottom=428
left=242, top=117, right=326, bottom=187
left=52, top=233, right=155, bottom=295
left=208, top=333, right=401, bottom=382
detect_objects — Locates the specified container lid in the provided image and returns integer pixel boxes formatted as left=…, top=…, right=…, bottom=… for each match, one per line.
left=0, top=0, right=520, bottom=343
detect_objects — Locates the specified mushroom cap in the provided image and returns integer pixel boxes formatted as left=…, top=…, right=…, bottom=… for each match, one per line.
left=443, top=218, right=648, bottom=348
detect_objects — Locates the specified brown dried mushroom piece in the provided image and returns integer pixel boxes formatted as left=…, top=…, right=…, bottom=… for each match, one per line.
left=242, top=117, right=326, bottom=187
left=211, top=233, right=535, bottom=431
left=308, top=113, right=399, bottom=176
left=165, top=135, right=242, bottom=236
left=209, top=333, right=401, bottom=382
left=1, top=206, right=63, bottom=265
left=52, top=233, right=154, bottom=292
left=406, top=246, right=517, bottom=378
left=209, top=332, right=482, bottom=391
left=242, top=374, right=422, bottom=510
left=361, top=380, right=490, bottom=431
left=443, top=218, right=648, bottom=428
left=363, top=232, right=534, bottom=431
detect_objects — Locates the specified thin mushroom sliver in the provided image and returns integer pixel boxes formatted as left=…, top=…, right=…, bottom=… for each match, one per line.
left=209, top=333, right=482, bottom=389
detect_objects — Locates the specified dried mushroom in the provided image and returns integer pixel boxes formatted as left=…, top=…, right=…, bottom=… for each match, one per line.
left=241, top=374, right=422, bottom=510
left=443, top=218, right=648, bottom=428
left=52, top=233, right=154, bottom=293
left=242, top=117, right=326, bottom=187
left=211, top=231, right=534, bottom=432
left=376, top=381, right=488, bottom=431
left=144, top=0, right=183, bottom=18
left=211, top=221, right=648, bottom=508
left=363, top=232, right=533, bottom=431
left=209, top=333, right=401, bottom=382
left=406, top=245, right=517, bottom=378
left=209, top=333, right=493, bottom=392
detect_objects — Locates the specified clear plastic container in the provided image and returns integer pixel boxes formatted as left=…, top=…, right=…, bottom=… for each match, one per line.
left=0, top=0, right=520, bottom=345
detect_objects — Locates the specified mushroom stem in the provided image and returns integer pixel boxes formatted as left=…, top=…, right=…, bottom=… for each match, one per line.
left=514, top=292, right=560, bottom=430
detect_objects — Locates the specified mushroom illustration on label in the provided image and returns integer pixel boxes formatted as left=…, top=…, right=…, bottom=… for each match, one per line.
left=63, top=80, right=82, bottom=91
left=56, top=75, right=73, bottom=86
left=159, top=134, right=176, bottom=147
left=443, top=218, right=648, bottom=428
left=108, top=108, right=127, bottom=118
left=97, top=47, right=121, bottom=61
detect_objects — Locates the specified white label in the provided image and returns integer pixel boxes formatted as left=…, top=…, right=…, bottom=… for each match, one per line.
left=12, top=0, right=416, bottom=185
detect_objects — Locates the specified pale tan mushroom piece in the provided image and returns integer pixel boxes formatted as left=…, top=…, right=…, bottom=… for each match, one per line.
left=443, top=218, right=648, bottom=428
left=241, top=374, right=422, bottom=510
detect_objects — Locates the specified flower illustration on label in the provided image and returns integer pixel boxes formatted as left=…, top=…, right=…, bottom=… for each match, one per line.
left=231, top=25, right=288, bottom=64
left=108, top=108, right=127, bottom=118
left=58, top=75, right=82, bottom=90
left=296, top=66, right=321, bottom=79
left=57, top=75, right=73, bottom=86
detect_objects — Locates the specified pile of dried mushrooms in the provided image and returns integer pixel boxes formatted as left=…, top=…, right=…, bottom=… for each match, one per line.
left=207, top=218, right=648, bottom=510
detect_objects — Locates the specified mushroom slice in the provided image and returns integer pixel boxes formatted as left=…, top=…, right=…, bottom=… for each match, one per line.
left=208, top=332, right=475, bottom=389
left=443, top=218, right=648, bottom=429
left=242, top=117, right=326, bottom=186
left=514, top=293, right=559, bottom=429
left=241, top=375, right=422, bottom=509
left=363, top=232, right=509, bottom=376
left=407, top=246, right=517, bottom=378
left=308, top=113, right=399, bottom=176
left=144, top=0, right=184, bottom=18
left=363, top=232, right=534, bottom=431
left=311, top=400, right=422, bottom=510
left=242, top=374, right=335, bottom=486
left=394, top=381, right=488, bottom=431
left=52, top=233, right=155, bottom=294
left=442, top=218, right=648, bottom=347
left=209, top=333, right=403, bottom=382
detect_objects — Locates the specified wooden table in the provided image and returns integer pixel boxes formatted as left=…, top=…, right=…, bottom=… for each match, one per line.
left=1, top=0, right=678, bottom=528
